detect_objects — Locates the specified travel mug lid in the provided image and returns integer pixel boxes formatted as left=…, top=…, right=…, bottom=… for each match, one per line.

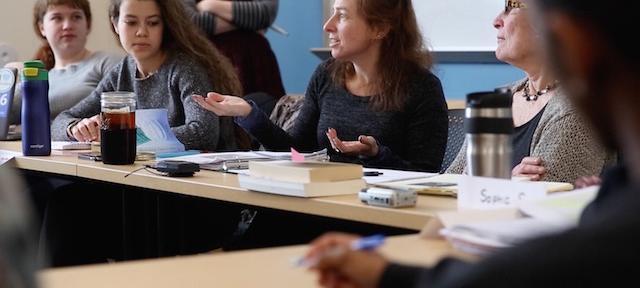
left=21, top=60, right=48, bottom=81
left=465, top=90, right=514, bottom=135
left=466, top=90, right=512, bottom=109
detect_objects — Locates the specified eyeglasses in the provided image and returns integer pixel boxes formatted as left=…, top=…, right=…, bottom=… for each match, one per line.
left=505, top=0, right=527, bottom=13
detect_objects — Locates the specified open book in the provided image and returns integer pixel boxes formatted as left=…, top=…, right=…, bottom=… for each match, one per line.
left=136, top=109, right=185, bottom=154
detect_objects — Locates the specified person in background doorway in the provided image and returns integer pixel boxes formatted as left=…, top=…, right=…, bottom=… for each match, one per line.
left=185, top=0, right=285, bottom=114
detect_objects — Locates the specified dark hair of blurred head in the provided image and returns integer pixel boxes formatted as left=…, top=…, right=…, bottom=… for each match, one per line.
left=537, top=0, right=638, bottom=68
left=535, top=0, right=639, bottom=150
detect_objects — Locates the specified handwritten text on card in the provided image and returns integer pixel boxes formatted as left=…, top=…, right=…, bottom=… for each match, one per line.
left=458, top=176, right=547, bottom=210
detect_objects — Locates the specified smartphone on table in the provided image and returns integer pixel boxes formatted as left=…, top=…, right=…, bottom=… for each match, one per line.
left=78, top=152, right=102, bottom=161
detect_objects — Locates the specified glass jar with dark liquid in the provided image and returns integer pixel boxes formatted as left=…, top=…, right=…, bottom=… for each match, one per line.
left=100, top=92, right=136, bottom=165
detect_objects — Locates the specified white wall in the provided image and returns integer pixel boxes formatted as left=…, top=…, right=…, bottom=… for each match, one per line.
left=0, top=0, right=123, bottom=61
left=413, top=0, right=503, bottom=51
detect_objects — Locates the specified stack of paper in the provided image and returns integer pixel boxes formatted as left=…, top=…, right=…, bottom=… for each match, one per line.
left=377, top=174, right=461, bottom=196
left=377, top=174, right=574, bottom=197
left=430, top=186, right=598, bottom=255
left=162, top=149, right=328, bottom=171
left=440, top=216, right=572, bottom=255
left=51, top=141, right=91, bottom=150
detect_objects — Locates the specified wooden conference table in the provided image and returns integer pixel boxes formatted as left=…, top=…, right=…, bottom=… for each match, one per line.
left=40, top=234, right=473, bottom=288
left=0, top=142, right=468, bottom=287
left=0, top=141, right=457, bottom=231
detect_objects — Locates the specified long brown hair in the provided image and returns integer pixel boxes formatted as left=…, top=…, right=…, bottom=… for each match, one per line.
left=329, top=0, right=432, bottom=111
left=108, top=0, right=242, bottom=97
left=109, top=0, right=249, bottom=149
left=32, top=0, right=92, bottom=70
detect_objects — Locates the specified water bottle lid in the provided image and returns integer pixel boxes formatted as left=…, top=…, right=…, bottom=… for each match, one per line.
left=21, top=60, right=48, bottom=81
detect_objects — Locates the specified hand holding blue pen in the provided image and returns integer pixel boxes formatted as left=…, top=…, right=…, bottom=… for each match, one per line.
left=294, top=234, right=385, bottom=268
left=300, top=233, right=390, bottom=288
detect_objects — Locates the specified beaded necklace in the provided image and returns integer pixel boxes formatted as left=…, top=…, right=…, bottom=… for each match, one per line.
left=522, top=79, right=558, bottom=101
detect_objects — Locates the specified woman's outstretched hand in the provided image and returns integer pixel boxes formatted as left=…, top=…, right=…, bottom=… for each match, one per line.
left=326, top=128, right=379, bottom=157
left=192, top=92, right=252, bottom=117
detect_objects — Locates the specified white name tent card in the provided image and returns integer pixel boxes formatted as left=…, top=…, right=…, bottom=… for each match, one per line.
left=0, top=149, right=20, bottom=165
left=457, top=175, right=547, bottom=210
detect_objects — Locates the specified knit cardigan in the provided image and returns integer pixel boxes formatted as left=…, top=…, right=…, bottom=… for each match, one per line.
left=446, top=79, right=615, bottom=183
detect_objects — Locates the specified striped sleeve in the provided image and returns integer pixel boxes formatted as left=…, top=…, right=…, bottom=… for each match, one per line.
left=231, top=0, right=278, bottom=30
left=183, top=0, right=217, bottom=38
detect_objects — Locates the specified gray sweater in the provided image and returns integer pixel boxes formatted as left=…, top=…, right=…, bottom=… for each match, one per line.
left=446, top=79, right=615, bottom=183
left=51, top=52, right=238, bottom=151
left=10, top=51, right=122, bottom=123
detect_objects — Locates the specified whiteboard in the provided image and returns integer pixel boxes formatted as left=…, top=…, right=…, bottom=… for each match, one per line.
left=413, top=0, right=503, bottom=51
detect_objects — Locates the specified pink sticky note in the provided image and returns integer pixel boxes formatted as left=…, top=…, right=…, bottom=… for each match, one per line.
left=291, top=148, right=305, bottom=162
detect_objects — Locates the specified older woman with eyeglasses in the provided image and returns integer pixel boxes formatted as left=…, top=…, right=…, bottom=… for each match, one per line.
left=445, top=0, right=614, bottom=183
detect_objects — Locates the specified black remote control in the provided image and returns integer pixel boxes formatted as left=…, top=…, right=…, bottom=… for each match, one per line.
left=154, top=160, right=200, bottom=177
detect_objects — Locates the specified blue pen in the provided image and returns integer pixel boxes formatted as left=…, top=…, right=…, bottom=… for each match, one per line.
left=292, top=234, right=385, bottom=268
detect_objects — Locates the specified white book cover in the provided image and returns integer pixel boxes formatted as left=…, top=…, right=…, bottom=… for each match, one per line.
left=238, top=174, right=366, bottom=198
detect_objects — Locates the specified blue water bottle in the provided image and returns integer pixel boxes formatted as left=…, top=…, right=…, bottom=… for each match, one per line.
left=21, top=60, right=51, bottom=156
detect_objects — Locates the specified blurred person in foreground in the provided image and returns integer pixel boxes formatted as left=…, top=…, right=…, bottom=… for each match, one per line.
left=0, top=164, right=38, bottom=288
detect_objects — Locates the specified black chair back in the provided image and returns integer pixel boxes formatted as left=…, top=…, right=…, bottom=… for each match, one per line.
left=440, top=109, right=465, bottom=172
left=269, top=95, right=304, bottom=132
